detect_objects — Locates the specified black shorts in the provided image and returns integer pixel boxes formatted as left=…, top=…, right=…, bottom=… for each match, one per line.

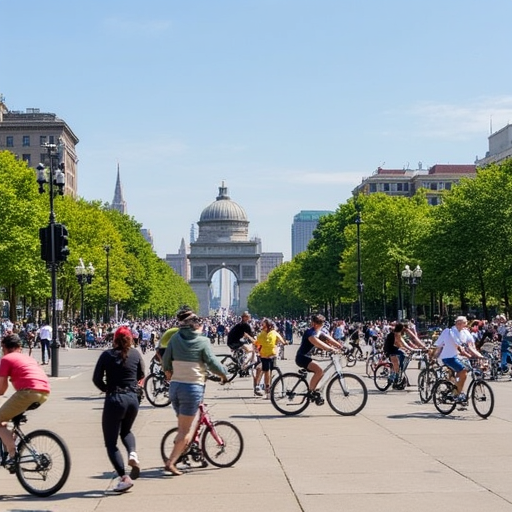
left=260, top=357, right=275, bottom=372
left=295, top=353, right=312, bottom=370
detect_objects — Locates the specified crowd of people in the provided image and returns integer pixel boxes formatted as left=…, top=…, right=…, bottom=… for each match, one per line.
left=1, top=310, right=512, bottom=492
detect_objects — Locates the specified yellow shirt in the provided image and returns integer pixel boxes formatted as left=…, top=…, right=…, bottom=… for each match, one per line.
left=255, top=330, right=280, bottom=358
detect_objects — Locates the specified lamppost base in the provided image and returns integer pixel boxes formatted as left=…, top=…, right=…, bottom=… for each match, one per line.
left=51, top=343, right=59, bottom=377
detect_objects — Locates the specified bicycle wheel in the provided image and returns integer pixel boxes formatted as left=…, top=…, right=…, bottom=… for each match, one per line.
left=373, top=363, right=392, bottom=391
left=160, top=427, right=178, bottom=463
left=365, top=352, right=382, bottom=378
left=432, top=379, right=457, bottom=415
left=201, top=421, right=244, bottom=468
left=16, top=429, right=71, bottom=497
left=271, top=365, right=283, bottom=384
left=144, top=373, right=171, bottom=407
left=326, top=373, right=368, bottom=416
left=220, top=355, right=239, bottom=382
left=471, top=380, right=495, bottom=419
left=270, top=373, right=310, bottom=416
left=345, top=353, right=357, bottom=367
left=418, top=369, right=437, bottom=403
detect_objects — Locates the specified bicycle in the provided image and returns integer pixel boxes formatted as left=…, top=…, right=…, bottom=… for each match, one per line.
left=144, top=368, right=171, bottom=407
left=0, top=402, right=71, bottom=497
left=220, top=347, right=283, bottom=385
left=373, top=350, right=417, bottom=391
left=432, top=358, right=495, bottom=418
left=160, top=403, right=243, bottom=469
left=269, top=351, right=368, bottom=416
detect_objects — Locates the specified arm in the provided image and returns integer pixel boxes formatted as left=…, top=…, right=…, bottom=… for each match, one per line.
left=311, top=333, right=342, bottom=352
left=92, top=354, right=108, bottom=393
left=0, top=376, right=8, bottom=396
left=405, top=328, right=426, bottom=349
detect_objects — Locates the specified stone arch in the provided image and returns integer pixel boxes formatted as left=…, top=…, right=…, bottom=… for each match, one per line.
left=188, top=183, right=260, bottom=316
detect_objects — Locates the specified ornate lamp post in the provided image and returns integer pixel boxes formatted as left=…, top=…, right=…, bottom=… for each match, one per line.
left=74, top=259, right=95, bottom=323
left=36, top=140, right=67, bottom=377
left=401, top=264, right=422, bottom=321
left=355, top=209, right=364, bottom=322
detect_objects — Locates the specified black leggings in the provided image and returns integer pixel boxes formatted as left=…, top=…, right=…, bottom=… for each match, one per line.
left=102, top=392, right=139, bottom=476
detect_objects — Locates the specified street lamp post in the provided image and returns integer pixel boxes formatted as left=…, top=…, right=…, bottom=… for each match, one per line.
left=36, top=140, right=67, bottom=378
left=401, top=264, right=423, bottom=321
left=355, top=209, right=364, bottom=322
left=104, top=245, right=111, bottom=323
left=74, top=259, right=95, bottom=323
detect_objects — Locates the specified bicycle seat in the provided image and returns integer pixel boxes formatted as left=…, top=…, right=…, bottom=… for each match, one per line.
left=298, top=368, right=308, bottom=377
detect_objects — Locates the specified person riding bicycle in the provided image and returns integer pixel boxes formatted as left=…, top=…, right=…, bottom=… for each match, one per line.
left=295, top=314, right=343, bottom=405
left=227, top=312, right=258, bottom=368
left=383, top=322, right=419, bottom=387
left=0, top=333, right=50, bottom=469
left=433, top=316, right=473, bottom=403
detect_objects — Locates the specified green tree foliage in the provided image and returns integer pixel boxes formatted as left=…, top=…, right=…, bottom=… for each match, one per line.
left=248, top=260, right=308, bottom=317
left=341, top=192, right=431, bottom=319
left=0, top=152, right=48, bottom=320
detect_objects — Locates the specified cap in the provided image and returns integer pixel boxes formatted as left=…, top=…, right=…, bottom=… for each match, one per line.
left=454, top=316, right=468, bottom=324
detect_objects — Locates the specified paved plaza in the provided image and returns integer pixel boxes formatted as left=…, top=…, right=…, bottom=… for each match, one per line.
left=1, top=343, right=512, bottom=512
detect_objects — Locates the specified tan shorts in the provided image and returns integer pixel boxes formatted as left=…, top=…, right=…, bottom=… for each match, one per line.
left=0, top=389, right=49, bottom=422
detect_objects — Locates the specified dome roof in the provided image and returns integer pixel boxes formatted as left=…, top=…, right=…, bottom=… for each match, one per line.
left=199, top=184, right=248, bottom=222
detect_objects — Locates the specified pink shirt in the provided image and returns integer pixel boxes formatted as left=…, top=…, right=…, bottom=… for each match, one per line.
left=0, top=352, right=50, bottom=393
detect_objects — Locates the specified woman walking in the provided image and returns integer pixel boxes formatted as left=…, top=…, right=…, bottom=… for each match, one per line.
left=93, top=326, right=145, bottom=492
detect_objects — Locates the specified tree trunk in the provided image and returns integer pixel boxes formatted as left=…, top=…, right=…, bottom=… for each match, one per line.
left=8, top=284, right=16, bottom=323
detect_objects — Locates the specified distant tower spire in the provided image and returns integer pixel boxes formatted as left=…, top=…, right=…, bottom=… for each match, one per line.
left=190, top=224, right=196, bottom=243
left=111, top=163, right=127, bottom=214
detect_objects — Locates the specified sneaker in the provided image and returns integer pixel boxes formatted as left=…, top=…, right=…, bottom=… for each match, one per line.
left=128, top=452, right=140, bottom=480
left=113, top=475, right=133, bottom=493
left=455, top=393, right=467, bottom=403
left=254, top=388, right=264, bottom=396
left=4, top=453, right=17, bottom=473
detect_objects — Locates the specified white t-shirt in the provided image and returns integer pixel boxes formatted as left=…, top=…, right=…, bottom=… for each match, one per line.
left=435, top=326, right=471, bottom=359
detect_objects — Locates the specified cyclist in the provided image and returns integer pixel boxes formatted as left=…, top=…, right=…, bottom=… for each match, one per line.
left=433, top=316, right=473, bottom=402
left=227, top=311, right=258, bottom=369
left=295, top=314, right=343, bottom=405
left=383, top=322, right=418, bottom=387
left=0, top=334, right=50, bottom=469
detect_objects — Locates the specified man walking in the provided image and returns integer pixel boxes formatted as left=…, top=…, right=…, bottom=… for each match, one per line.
left=39, top=321, right=52, bottom=365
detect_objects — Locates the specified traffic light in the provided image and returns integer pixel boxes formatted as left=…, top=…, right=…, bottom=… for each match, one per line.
left=39, top=225, right=52, bottom=263
left=54, top=223, right=70, bottom=262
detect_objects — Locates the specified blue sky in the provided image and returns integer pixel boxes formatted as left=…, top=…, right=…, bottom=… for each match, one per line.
left=2, top=0, right=512, bottom=261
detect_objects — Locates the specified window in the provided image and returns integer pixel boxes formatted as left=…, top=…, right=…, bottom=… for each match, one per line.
left=22, top=136, right=30, bottom=147
left=40, top=153, right=47, bottom=164
left=397, top=183, right=403, bottom=191
left=430, top=182, right=438, bottom=191
left=383, top=183, right=390, bottom=192
left=445, top=182, right=452, bottom=190
left=369, top=183, right=377, bottom=193
left=22, top=154, right=31, bottom=165
left=404, top=183, right=409, bottom=191
left=40, top=135, right=47, bottom=145
left=6, top=136, right=13, bottom=147
left=49, top=135, right=55, bottom=144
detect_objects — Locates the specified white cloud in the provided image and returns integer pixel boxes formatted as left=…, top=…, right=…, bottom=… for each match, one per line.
left=408, top=95, right=512, bottom=139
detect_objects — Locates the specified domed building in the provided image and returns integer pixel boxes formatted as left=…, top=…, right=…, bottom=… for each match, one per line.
left=165, top=183, right=283, bottom=316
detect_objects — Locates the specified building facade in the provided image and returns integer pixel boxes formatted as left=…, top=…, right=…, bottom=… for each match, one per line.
left=291, top=210, right=333, bottom=258
left=475, top=124, right=512, bottom=167
left=353, top=164, right=477, bottom=205
left=0, top=97, right=79, bottom=197
left=166, top=183, right=283, bottom=315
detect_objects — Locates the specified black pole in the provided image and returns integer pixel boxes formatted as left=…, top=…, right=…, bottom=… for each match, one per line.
left=79, top=276, right=85, bottom=323
left=355, top=210, right=363, bottom=322
left=104, top=245, right=111, bottom=323
left=47, top=144, right=59, bottom=378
